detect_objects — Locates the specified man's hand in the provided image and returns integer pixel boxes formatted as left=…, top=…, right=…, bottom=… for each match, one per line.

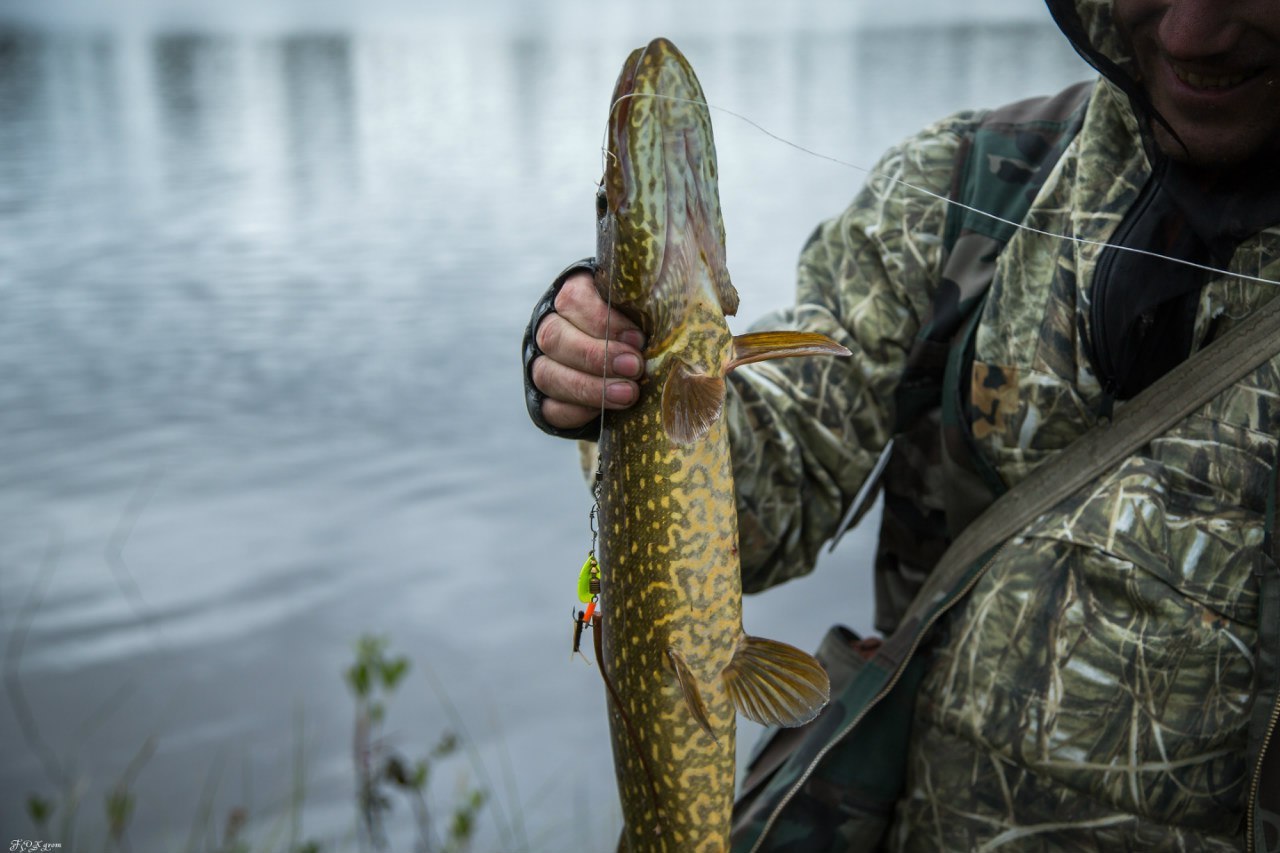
left=530, top=272, right=647, bottom=431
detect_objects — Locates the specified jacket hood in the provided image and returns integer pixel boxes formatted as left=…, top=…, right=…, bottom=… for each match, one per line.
left=1045, top=0, right=1280, bottom=174
left=1041, top=0, right=1280, bottom=401
left=1043, top=0, right=1170, bottom=150
left=1045, top=0, right=1133, bottom=81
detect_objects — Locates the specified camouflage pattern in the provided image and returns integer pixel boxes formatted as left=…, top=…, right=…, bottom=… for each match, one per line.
left=726, top=47, right=1280, bottom=853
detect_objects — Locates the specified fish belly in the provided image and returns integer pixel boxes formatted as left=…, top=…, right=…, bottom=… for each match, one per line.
left=599, top=386, right=741, bottom=853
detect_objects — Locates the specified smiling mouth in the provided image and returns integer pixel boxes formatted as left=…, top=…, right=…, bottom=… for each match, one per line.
left=1170, top=63, right=1254, bottom=90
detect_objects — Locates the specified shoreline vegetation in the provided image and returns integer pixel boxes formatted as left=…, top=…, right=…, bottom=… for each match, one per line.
left=10, top=629, right=509, bottom=853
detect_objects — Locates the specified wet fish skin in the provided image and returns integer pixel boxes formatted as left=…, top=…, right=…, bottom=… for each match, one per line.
left=592, top=37, right=847, bottom=853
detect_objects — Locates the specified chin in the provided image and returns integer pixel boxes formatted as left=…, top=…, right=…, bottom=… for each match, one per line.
left=1150, top=121, right=1272, bottom=172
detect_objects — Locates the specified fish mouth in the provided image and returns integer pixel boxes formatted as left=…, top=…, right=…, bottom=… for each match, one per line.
left=605, top=37, right=707, bottom=228
left=600, top=38, right=734, bottom=348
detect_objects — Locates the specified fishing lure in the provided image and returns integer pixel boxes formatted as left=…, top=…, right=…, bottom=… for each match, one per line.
left=571, top=553, right=601, bottom=660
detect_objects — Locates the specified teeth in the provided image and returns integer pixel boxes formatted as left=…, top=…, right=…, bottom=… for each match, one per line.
left=1173, top=65, right=1248, bottom=89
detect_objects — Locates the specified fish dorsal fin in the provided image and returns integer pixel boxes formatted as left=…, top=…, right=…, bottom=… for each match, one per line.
left=727, top=331, right=851, bottom=372
left=721, top=634, right=830, bottom=728
left=666, top=647, right=717, bottom=742
left=661, top=358, right=725, bottom=445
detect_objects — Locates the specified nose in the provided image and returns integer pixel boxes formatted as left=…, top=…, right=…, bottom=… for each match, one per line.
left=1157, top=0, right=1244, bottom=59
left=1156, top=0, right=1245, bottom=60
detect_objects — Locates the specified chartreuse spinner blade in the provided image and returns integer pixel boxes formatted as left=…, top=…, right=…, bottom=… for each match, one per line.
left=571, top=553, right=602, bottom=658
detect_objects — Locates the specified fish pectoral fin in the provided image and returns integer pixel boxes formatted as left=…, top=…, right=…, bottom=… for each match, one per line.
left=661, top=358, right=725, bottom=445
left=666, top=646, right=718, bottom=742
left=726, top=331, right=851, bottom=372
left=721, top=634, right=831, bottom=728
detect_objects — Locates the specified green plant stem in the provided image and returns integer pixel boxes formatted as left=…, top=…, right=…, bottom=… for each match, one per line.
left=419, top=662, right=521, bottom=853
left=291, top=703, right=306, bottom=852
left=183, top=751, right=226, bottom=853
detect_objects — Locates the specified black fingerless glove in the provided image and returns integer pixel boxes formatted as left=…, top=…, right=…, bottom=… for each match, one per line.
left=522, top=258, right=602, bottom=441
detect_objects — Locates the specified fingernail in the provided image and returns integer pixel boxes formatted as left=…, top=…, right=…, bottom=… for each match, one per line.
left=612, top=353, right=641, bottom=378
left=605, top=382, right=635, bottom=405
left=619, top=329, right=646, bottom=350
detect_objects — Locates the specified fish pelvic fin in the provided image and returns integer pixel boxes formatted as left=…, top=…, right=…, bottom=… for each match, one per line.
left=726, top=331, right=851, bottom=372
left=721, top=634, right=831, bottom=728
left=666, top=646, right=718, bottom=742
left=661, top=358, right=725, bottom=445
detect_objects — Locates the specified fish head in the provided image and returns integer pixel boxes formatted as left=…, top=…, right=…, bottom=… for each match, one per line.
left=596, top=38, right=739, bottom=356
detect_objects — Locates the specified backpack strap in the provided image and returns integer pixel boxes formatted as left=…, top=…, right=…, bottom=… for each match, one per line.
left=866, top=80, right=1094, bottom=636
left=896, top=80, right=1096, bottom=427
left=934, top=80, right=1096, bottom=534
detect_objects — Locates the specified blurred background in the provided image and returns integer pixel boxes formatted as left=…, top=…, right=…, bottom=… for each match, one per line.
left=0, top=0, right=1090, bottom=849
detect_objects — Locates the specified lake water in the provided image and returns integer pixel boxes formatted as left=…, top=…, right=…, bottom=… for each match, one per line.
left=0, top=2, right=1089, bottom=849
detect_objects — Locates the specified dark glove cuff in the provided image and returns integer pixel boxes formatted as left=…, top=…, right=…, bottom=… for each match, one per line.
left=522, top=258, right=603, bottom=441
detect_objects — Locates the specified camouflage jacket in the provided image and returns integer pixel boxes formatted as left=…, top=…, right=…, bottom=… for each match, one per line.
left=727, top=2, right=1280, bottom=850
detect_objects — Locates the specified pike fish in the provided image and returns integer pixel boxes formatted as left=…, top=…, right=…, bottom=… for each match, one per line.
left=591, top=38, right=849, bottom=852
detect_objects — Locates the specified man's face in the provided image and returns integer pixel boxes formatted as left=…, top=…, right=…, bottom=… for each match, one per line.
left=1113, top=0, right=1280, bottom=170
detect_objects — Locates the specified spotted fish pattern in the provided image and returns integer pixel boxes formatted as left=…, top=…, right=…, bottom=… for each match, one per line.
left=599, top=397, right=743, bottom=852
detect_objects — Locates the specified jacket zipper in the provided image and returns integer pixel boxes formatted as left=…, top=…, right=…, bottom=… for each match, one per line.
left=748, top=542, right=1011, bottom=853
left=1248, top=693, right=1280, bottom=853
left=1088, top=173, right=1160, bottom=402
left=1090, top=233, right=1120, bottom=397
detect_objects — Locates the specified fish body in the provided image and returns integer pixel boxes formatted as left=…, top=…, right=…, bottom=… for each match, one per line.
left=592, top=38, right=847, bottom=853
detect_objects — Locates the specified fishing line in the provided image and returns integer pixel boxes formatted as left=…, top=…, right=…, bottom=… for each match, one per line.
left=575, top=245, right=667, bottom=830
left=603, top=91, right=1280, bottom=290
left=581, top=174, right=614, bottom=663
left=593, top=237, right=614, bottom=534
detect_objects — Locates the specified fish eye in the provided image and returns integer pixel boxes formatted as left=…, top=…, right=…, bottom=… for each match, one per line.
left=596, top=187, right=608, bottom=218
